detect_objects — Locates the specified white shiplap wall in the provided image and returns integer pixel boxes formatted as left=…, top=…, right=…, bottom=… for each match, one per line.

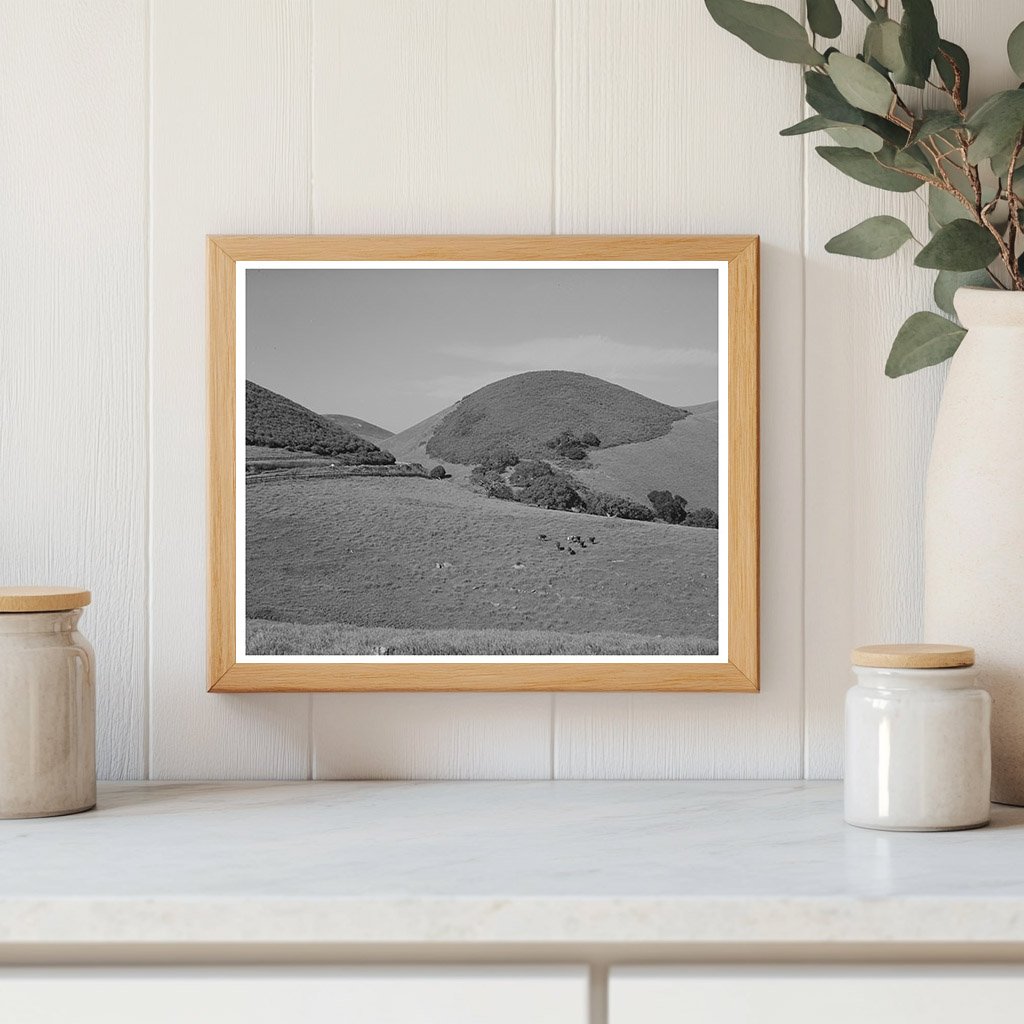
left=3, top=0, right=1016, bottom=780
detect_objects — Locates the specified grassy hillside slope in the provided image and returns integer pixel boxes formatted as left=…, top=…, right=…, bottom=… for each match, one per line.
left=322, top=414, right=394, bottom=443
left=423, top=371, right=686, bottom=464
left=246, top=475, right=718, bottom=652
left=246, top=381, right=394, bottom=464
left=573, top=403, right=719, bottom=511
left=384, top=403, right=457, bottom=466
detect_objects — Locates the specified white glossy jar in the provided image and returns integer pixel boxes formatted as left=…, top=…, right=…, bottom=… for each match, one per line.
left=0, top=587, right=95, bottom=818
left=844, top=644, right=990, bottom=832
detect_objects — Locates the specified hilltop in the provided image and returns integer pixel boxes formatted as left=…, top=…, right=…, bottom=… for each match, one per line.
left=245, top=381, right=395, bottom=464
left=418, top=370, right=687, bottom=464
left=321, top=414, right=394, bottom=443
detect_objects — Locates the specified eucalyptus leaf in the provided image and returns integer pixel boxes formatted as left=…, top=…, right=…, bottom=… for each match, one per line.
left=805, top=70, right=868, bottom=124
left=825, top=215, right=914, bottom=259
left=885, top=311, right=966, bottom=378
left=780, top=114, right=834, bottom=136
left=1009, top=21, right=1024, bottom=80
left=928, top=185, right=970, bottom=227
left=705, top=0, right=825, bottom=64
left=935, top=40, right=970, bottom=106
left=826, top=125, right=884, bottom=152
left=879, top=143, right=933, bottom=176
left=864, top=19, right=905, bottom=75
left=862, top=112, right=910, bottom=148
left=817, top=145, right=923, bottom=192
left=850, top=0, right=875, bottom=19
left=827, top=53, right=894, bottom=116
left=967, top=89, right=1024, bottom=163
left=899, top=0, right=940, bottom=83
left=934, top=270, right=992, bottom=318
left=907, top=111, right=963, bottom=147
left=915, top=220, right=1001, bottom=271
left=807, top=0, right=841, bottom=39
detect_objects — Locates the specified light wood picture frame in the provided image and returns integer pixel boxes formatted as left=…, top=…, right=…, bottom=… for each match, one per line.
left=208, top=235, right=759, bottom=692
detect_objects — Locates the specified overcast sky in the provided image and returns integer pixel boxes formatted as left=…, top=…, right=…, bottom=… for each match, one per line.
left=245, top=267, right=719, bottom=434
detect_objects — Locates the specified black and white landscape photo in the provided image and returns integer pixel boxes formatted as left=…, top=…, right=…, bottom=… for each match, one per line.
left=241, top=265, right=724, bottom=659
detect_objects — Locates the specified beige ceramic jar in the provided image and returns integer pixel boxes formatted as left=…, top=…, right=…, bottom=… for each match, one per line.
left=0, top=587, right=95, bottom=818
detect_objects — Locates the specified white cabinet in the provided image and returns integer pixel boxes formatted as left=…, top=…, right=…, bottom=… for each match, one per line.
left=609, top=967, right=1024, bottom=1024
left=0, top=967, right=588, bottom=1024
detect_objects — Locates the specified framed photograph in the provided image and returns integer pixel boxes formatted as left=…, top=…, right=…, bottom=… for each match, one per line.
left=208, top=236, right=758, bottom=692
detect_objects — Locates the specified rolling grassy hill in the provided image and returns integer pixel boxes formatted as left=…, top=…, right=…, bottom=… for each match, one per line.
left=322, top=414, right=394, bottom=443
left=422, top=371, right=686, bottom=464
left=573, top=402, right=719, bottom=511
left=384, top=402, right=458, bottom=466
left=246, top=475, right=718, bottom=654
left=246, top=381, right=394, bottom=464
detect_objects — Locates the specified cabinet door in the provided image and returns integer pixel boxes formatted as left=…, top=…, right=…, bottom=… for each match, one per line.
left=609, top=967, right=1024, bottom=1024
left=0, top=967, right=588, bottom=1024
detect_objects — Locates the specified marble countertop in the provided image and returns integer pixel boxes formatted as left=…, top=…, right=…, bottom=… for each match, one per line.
left=2, top=780, right=1024, bottom=949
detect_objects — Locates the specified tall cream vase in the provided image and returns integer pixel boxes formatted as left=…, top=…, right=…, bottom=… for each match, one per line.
left=924, top=288, right=1024, bottom=805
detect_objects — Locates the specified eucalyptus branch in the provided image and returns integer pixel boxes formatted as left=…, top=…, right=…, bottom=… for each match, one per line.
left=704, top=0, right=1024, bottom=375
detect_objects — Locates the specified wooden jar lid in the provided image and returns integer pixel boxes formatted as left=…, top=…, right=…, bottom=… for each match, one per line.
left=851, top=643, right=975, bottom=669
left=0, top=587, right=91, bottom=613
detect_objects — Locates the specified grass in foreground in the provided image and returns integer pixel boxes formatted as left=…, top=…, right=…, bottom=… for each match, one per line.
left=247, top=618, right=717, bottom=657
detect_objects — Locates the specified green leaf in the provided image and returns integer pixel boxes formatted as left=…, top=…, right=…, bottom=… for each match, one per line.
left=827, top=53, right=894, bottom=116
left=899, top=0, right=940, bottom=83
left=879, top=143, right=933, bottom=175
left=807, top=0, right=841, bottom=39
left=780, top=114, right=834, bottom=136
left=967, top=90, right=1024, bottom=163
left=825, top=215, right=914, bottom=259
left=850, top=0, right=875, bottom=18
left=885, top=311, right=966, bottom=377
left=935, top=40, right=970, bottom=107
left=705, top=0, right=825, bottom=64
left=907, top=110, right=963, bottom=147
left=1009, top=21, right=1024, bottom=80
left=864, top=19, right=905, bottom=75
left=825, top=125, right=884, bottom=152
left=934, top=270, right=992, bottom=318
left=928, top=185, right=969, bottom=227
left=915, top=220, right=1001, bottom=271
left=816, top=145, right=923, bottom=191
left=805, top=70, right=867, bottom=123
left=862, top=112, right=910, bottom=148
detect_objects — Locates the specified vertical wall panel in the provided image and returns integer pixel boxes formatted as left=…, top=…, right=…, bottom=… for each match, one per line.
left=551, top=0, right=806, bottom=777
left=0, top=1, right=148, bottom=779
left=803, top=2, right=1024, bottom=778
left=148, top=0, right=312, bottom=778
left=308, top=0, right=556, bottom=779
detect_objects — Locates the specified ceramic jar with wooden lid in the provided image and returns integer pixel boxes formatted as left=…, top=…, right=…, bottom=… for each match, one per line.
left=0, top=587, right=95, bottom=818
left=844, top=644, right=991, bottom=832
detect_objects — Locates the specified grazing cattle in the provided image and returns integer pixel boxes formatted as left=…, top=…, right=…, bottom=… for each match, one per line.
left=556, top=543, right=564, bottom=551
left=568, top=547, right=577, bottom=555
left=589, top=536, right=596, bottom=544
left=538, top=534, right=548, bottom=540
left=579, top=541, right=587, bottom=549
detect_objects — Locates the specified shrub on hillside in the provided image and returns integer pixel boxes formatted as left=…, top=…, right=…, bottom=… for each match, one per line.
left=580, top=431, right=600, bottom=448
left=428, top=465, right=449, bottom=479
left=470, top=466, right=514, bottom=500
left=686, top=507, right=719, bottom=529
left=518, top=477, right=584, bottom=512
left=648, top=489, right=689, bottom=525
left=478, top=446, right=520, bottom=473
left=586, top=492, right=655, bottom=522
left=545, top=429, right=590, bottom=460
left=508, top=459, right=557, bottom=487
